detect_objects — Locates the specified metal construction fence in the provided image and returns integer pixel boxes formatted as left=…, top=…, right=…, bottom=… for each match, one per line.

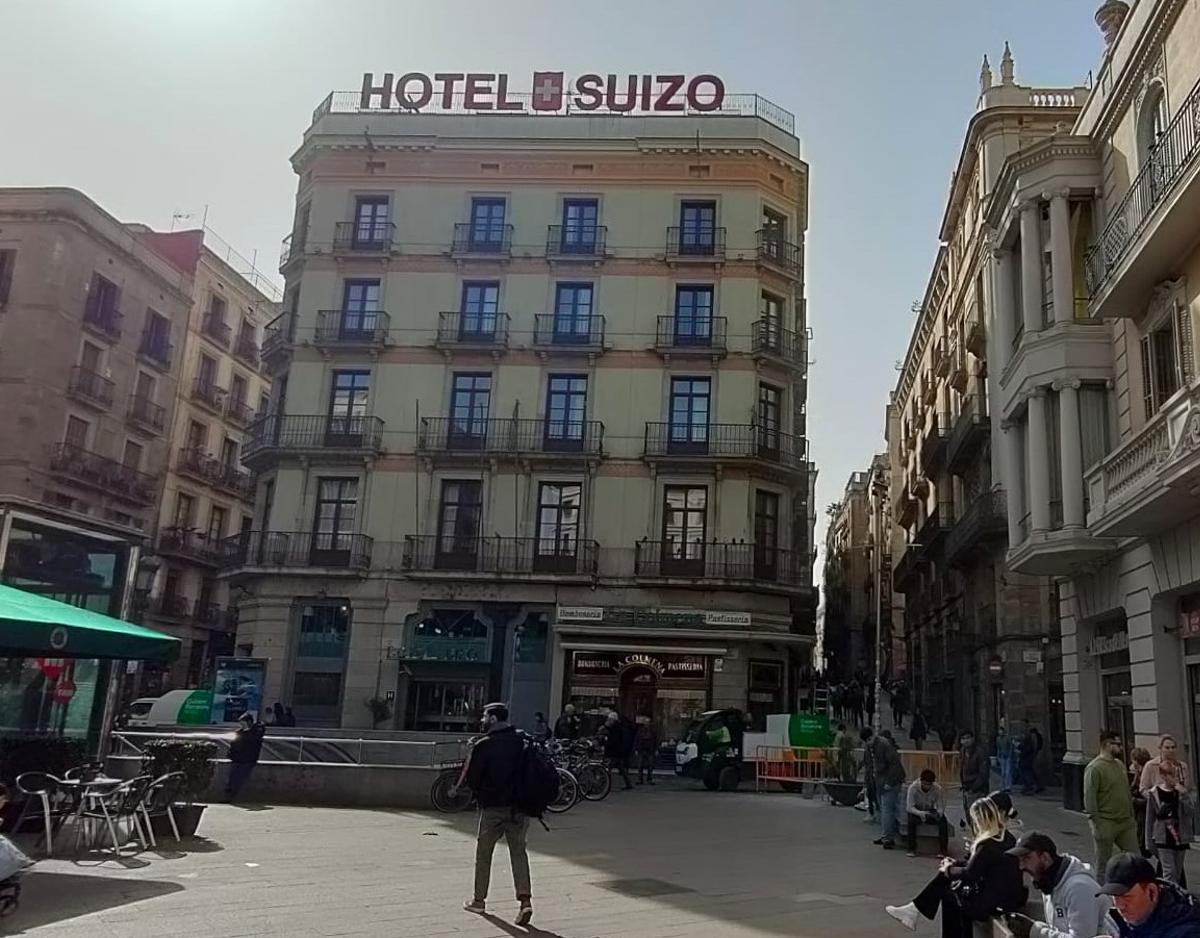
left=754, top=745, right=962, bottom=791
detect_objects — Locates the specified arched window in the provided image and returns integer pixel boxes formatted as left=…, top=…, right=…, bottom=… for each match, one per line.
left=1137, top=83, right=1167, bottom=171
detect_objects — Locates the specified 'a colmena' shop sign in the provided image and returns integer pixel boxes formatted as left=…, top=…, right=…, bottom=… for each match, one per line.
left=360, top=71, right=726, bottom=114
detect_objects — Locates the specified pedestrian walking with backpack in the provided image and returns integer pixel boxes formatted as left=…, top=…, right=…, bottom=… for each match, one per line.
left=459, top=702, right=556, bottom=927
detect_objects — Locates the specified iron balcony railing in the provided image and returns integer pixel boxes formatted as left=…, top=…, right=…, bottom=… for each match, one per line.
left=157, top=527, right=225, bottom=566
left=633, top=540, right=809, bottom=587
left=643, top=422, right=806, bottom=469
left=666, top=226, right=726, bottom=260
left=202, top=313, right=231, bottom=347
left=262, top=312, right=293, bottom=359
left=315, top=309, right=390, bottom=346
left=436, top=311, right=511, bottom=348
left=127, top=394, right=166, bottom=433
left=333, top=221, right=397, bottom=253
left=279, top=233, right=303, bottom=270
left=194, top=600, right=237, bottom=630
left=546, top=225, right=608, bottom=258
left=220, top=531, right=373, bottom=571
left=138, top=330, right=173, bottom=369
left=226, top=397, right=255, bottom=428
left=68, top=366, right=115, bottom=408
left=417, top=416, right=604, bottom=456
left=234, top=332, right=260, bottom=367
left=402, top=535, right=600, bottom=576
left=452, top=223, right=513, bottom=256
left=920, top=413, right=951, bottom=472
left=532, top=314, right=606, bottom=350
left=655, top=315, right=728, bottom=352
left=945, top=489, right=1008, bottom=564
left=918, top=501, right=955, bottom=550
left=750, top=319, right=806, bottom=366
left=756, top=229, right=802, bottom=274
left=244, top=414, right=385, bottom=460
left=1086, top=76, right=1200, bottom=296
left=947, top=395, right=989, bottom=473
left=177, top=449, right=255, bottom=499
left=83, top=296, right=122, bottom=340
left=48, top=442, right=158, bottom=504
left=147, top=592, right=191, bottom=619
left=192, top=377, right=227, bottom=411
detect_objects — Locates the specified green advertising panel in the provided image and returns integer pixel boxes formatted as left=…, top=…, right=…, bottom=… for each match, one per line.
left=178, top=689, right=213, bottom=725
left=788, top=711, right=832, bottom=748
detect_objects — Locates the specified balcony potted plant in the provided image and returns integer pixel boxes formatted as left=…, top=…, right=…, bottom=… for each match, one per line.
left=140, top=738, right=218, bottom=838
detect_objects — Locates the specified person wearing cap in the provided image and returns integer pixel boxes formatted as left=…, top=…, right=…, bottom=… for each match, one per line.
left=1099, top=853, right=1200, bottom=937
left=1004, top=831, right=1116, bottom=938
left=1087, top=731, right=1139, bottom=883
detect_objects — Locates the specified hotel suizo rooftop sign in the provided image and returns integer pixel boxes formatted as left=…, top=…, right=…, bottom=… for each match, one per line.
left=359, top=71, right=726, bottom=114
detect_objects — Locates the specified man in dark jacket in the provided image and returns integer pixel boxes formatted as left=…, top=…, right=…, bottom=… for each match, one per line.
left=602, top=711, right=635, bottom=790
left=461, top=702, right=533, bottom=926
left=1099, top=853, right=1200, bottom=937
left=553, top=704, right=581, bottom=741
left=959, top=730, right=991, bottom=828
left=873, top=729, right=907, bottom=850
left=225, top=712, right=266, bottom=801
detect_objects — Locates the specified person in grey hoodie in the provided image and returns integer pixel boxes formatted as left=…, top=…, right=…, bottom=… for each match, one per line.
left=1004, top=831, right=1118, bottom=938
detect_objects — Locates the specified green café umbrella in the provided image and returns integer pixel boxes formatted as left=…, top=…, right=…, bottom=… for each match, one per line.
left=0, top=583, right=180, bottom=661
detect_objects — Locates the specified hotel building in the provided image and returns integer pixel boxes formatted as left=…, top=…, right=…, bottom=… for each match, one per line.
left=227, top=83, right=817, bottom=739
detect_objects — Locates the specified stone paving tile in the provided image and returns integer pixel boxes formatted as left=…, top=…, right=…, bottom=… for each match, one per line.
left=7, top=781, right=1087, bottom=937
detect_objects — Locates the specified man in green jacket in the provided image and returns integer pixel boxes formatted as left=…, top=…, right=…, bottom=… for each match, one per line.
left=1084, top=730, right=1138, bottom=883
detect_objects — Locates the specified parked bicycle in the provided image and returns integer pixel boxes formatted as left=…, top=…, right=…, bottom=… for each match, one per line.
left=548, top=737, right=611, bottom=802
left=430, top=736, right=580, bottom=814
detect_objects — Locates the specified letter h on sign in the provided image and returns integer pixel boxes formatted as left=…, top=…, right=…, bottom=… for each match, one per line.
left=532, top=72, right=565, bottom=111
left=360, top=72, right=394, bottom=109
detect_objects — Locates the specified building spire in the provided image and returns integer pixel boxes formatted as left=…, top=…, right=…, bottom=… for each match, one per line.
left=1000, top=42, right=1015, bottom=85
left=980, top=55, right=993, bottom=94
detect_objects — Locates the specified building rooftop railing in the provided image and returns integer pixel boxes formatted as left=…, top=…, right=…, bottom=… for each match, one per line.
left=313, top=90, right=796, bottom=136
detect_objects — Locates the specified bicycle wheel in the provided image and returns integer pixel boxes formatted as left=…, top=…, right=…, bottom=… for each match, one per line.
left=577, top=761, right=612, bottom=801
left=546, top=767, right=579, bottom=813
left=430, top=768, right=472, bottom=813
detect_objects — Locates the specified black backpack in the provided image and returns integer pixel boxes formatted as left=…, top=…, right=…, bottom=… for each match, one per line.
left=514, top=736, right=560, bottom=824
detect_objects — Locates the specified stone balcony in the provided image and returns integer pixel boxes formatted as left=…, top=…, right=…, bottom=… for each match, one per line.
left=1086, top=383, right=1200, bottom=538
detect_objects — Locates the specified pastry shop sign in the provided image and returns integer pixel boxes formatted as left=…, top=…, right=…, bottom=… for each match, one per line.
left=359, top=71, right=725, bottom=114
left=571, top=651, right=708, bottom=679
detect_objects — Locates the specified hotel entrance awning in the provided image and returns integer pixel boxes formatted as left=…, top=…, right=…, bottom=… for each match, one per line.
left=0, top=584, right=181, bottom=661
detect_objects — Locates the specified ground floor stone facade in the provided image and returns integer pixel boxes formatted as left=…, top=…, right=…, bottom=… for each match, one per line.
left=231, top=572, right=812, bottom=741
left=1059, top=521, right=1200, bottom=807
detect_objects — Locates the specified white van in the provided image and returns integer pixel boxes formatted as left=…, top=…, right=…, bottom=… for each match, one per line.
left=121, top=689, right=212, bottom=727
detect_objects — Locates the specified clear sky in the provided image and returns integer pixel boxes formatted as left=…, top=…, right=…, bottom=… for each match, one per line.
left=0, top=0, right=1105, bottom=580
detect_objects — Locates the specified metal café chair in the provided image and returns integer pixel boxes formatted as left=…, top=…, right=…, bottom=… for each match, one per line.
left=63, top=762, right=105, bottom=783
left=139, top=772, right=185, bottom=846
left=76, top=775, right=154, bottom=856
left=11, top=772, right=72, bottom=855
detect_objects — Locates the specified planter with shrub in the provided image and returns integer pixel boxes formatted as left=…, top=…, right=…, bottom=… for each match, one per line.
left=140, top=739, right=218, bottom=838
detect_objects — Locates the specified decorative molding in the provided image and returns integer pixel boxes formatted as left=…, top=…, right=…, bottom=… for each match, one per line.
left=1135, top=47, right=1168, bottom=113
left=1167, top=403, right=1200, bottom=466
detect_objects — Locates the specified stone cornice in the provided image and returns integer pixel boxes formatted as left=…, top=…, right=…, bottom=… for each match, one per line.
left=983, top=136, right=1098, bottom=234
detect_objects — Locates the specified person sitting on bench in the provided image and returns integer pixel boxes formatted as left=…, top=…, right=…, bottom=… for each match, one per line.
left=906, top=768, right=950, bottom=858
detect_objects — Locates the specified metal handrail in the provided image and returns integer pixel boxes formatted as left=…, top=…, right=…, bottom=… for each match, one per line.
left=1085, top=76, right=1200, bottom=296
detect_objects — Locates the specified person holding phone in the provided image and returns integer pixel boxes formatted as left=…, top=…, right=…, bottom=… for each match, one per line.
left=1003, top=831, right=1116, bottom=938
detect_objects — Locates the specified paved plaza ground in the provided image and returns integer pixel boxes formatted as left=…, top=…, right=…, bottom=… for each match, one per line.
left=6, top=778, right=1097, bottom=938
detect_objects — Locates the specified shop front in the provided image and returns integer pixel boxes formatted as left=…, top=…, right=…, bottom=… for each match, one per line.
left=0, top=506, right=149, bottom=746
left=565, top=649, right=711, bottom=746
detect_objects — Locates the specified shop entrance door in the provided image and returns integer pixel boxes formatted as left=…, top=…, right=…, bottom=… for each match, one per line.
left=619, top=667, right=658, bottom=723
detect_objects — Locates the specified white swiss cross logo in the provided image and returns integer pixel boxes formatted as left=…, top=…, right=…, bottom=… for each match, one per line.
left=531, top=72, right=565, bottom=111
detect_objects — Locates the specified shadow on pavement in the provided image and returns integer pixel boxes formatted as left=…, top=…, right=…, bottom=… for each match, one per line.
left=481, top=911, right=571, bottom=938
left=7, top=870, right=184, bottom=932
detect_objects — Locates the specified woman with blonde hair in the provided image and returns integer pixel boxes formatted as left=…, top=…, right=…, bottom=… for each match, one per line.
left=886, top=797, right=1028, bottom=935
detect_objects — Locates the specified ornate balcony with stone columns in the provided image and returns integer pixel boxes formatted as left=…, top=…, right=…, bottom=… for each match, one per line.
left=1019, top=200, right=1044, bottom=336
left=1086, top=378, right=1200, bottom=539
